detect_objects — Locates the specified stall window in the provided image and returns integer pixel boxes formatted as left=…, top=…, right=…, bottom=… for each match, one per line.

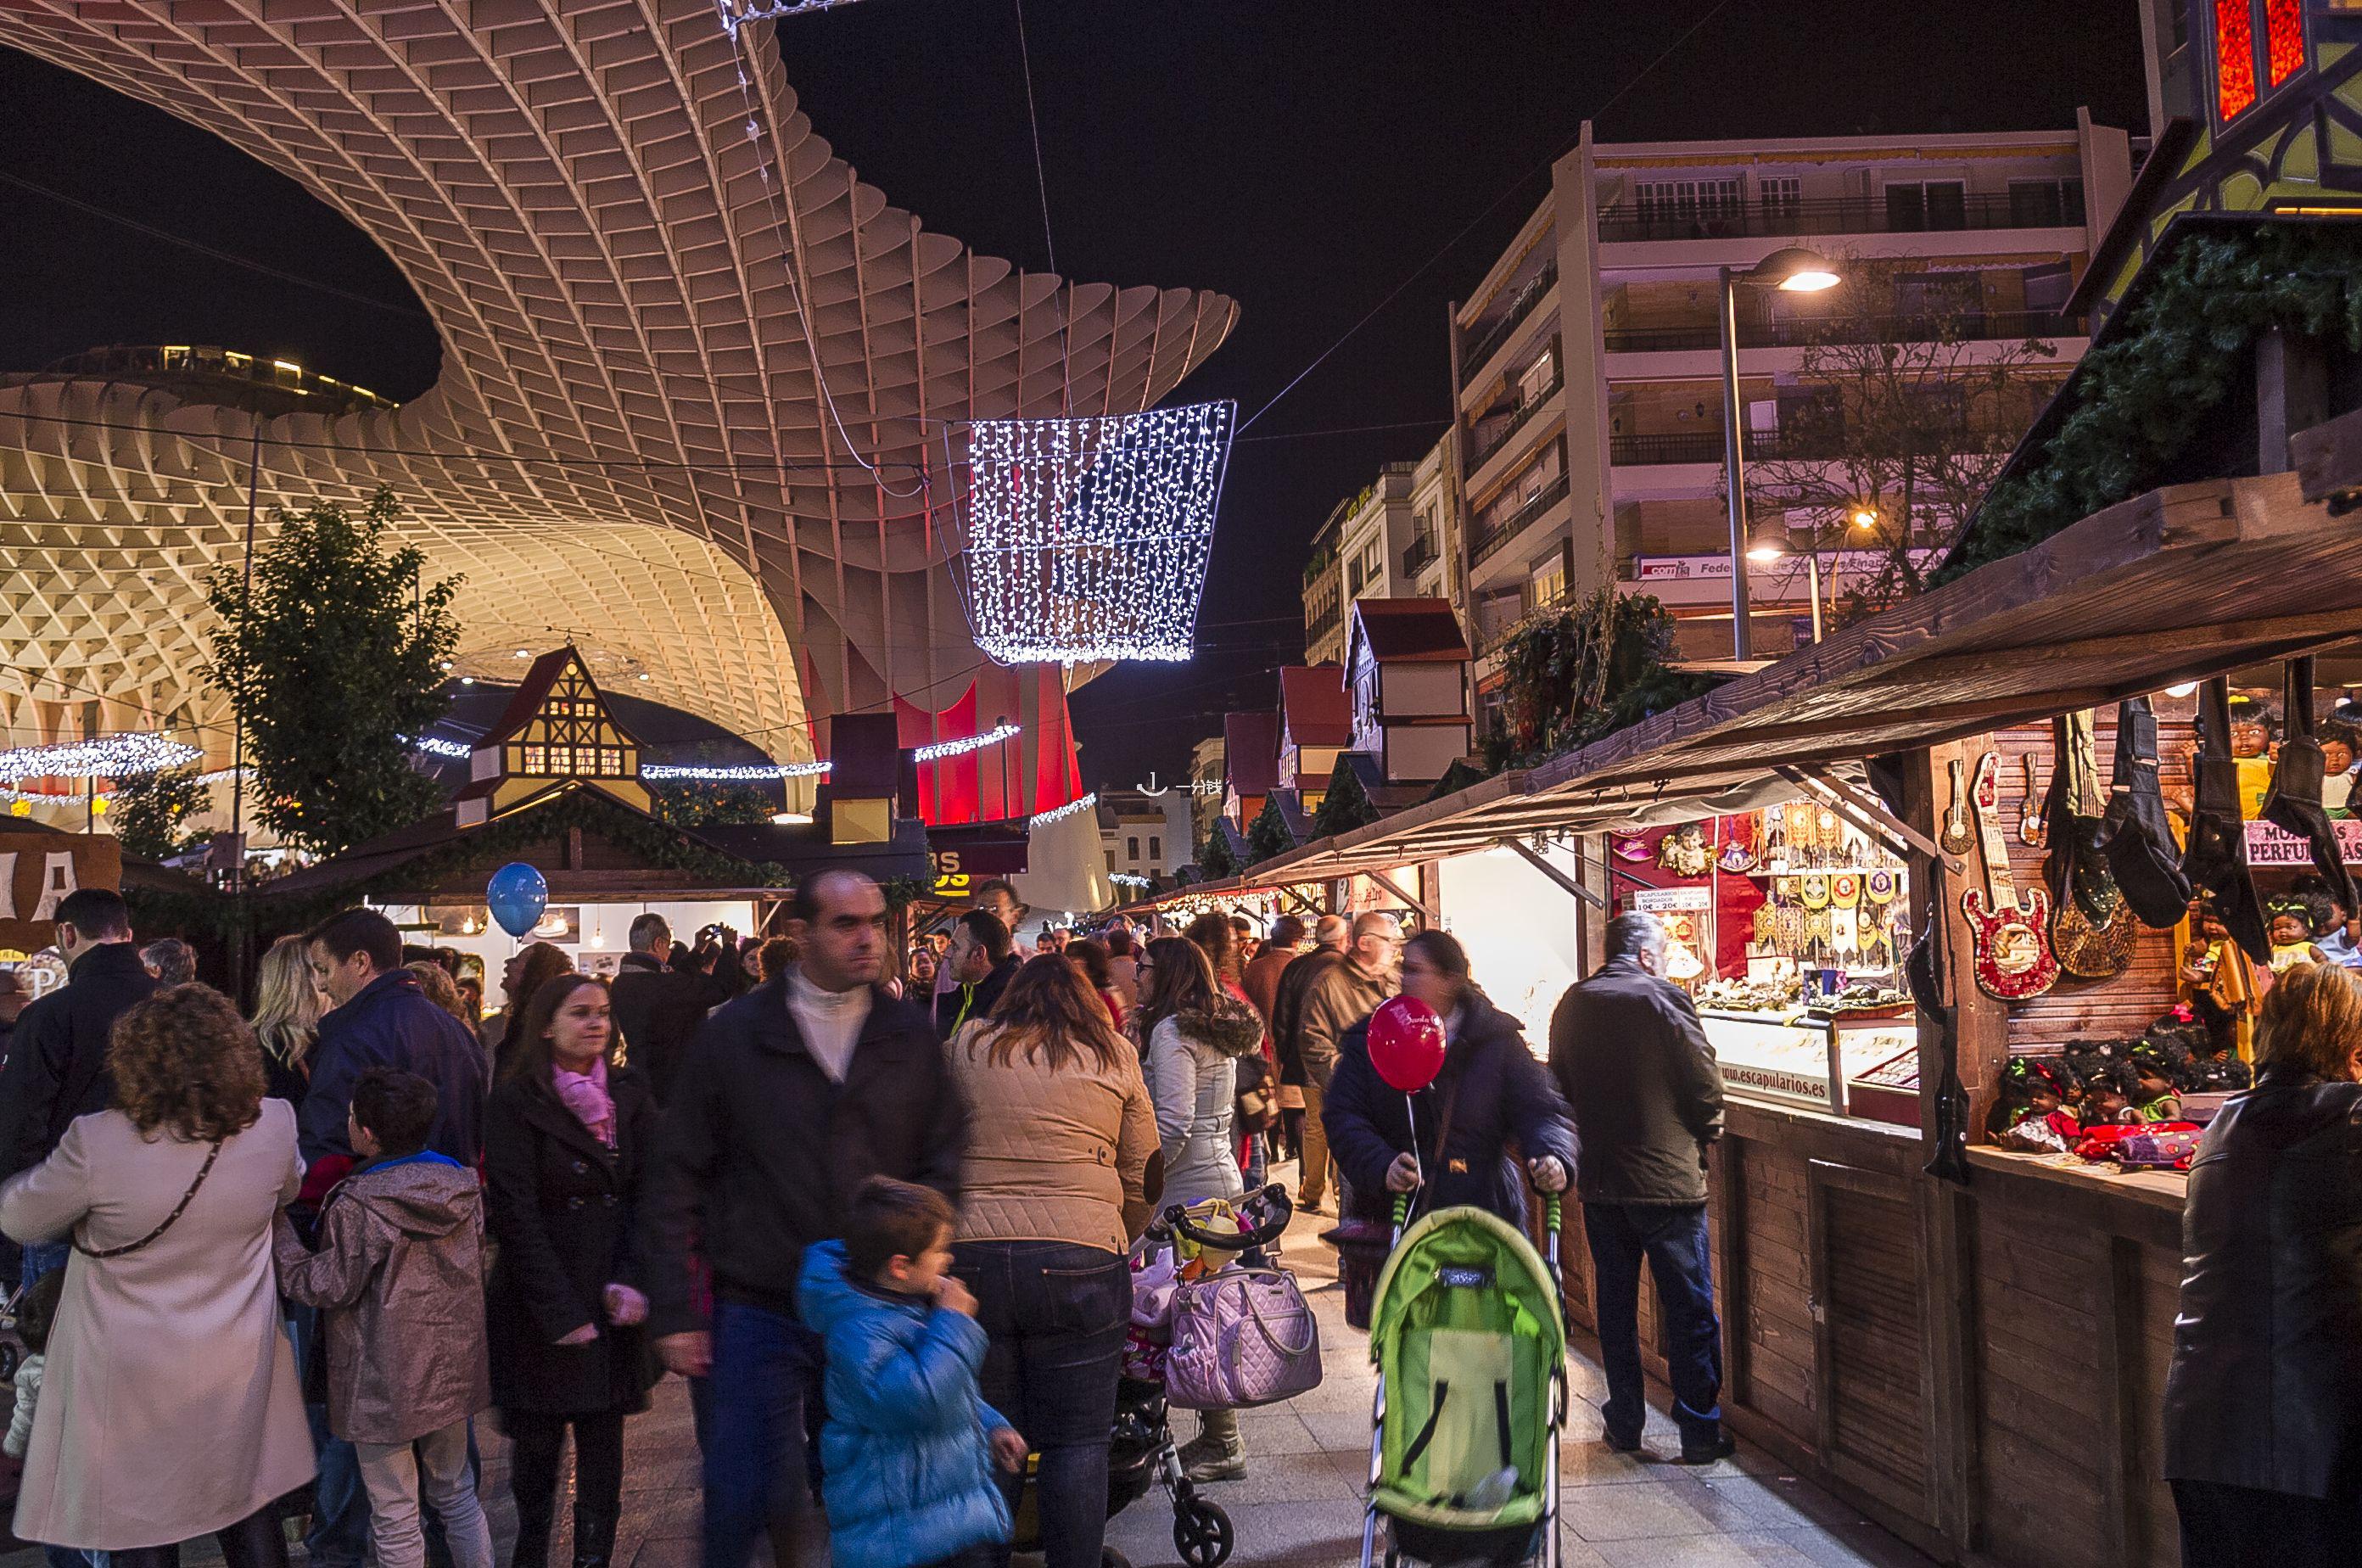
left=522, top=744, right=546, bottom=773
left=2217, top=0, right=2258, bottom=117
left=2264, top=0, right=2303, bottom=84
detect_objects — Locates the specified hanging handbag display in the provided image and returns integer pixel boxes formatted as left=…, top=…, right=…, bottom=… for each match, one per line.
left=2181, top=679, right=2272, bottom=963
left=1163, top=1263, right=1324, bottom=1411
left=2093, top=695, right=2192, bottom=927
left=2260, top=656, right=2359, bottom=910
left=2043, top=713, right=2139, bottom=980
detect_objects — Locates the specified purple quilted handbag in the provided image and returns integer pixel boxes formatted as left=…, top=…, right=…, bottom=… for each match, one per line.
left=1163, top=1266, right=1323, bottom=1410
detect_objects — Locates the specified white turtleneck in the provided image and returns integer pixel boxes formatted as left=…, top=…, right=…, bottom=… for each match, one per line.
left=787, top=968, right=870, bottom=1084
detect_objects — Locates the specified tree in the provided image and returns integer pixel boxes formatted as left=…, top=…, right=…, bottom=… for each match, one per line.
left=1742, top=255, right=2067, bottom=619
left=1246, top=796, right=1292, bottom=865
left=204, top=488, right=461, bottom=857
left=1198, top=827, right=1239, bottom=880
left=1483, top=588, right=1705, bottom=770
left=111, top=766, right=211, bottom=861
left=1312, top=757, right=1380, bottom=838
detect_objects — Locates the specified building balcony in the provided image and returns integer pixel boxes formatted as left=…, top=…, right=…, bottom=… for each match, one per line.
left=1599, top=309, right=2084, bottom=356
left=1469, top=473, right=1572, bottom=568
left=1458, top=259, right=1559, bottom=381
left=1596, top=190, right=2079, bottom=245
left=1469, top=375, right=1564, bottom=470
left=1305, top=603, right=1341, bottom=645
left=1402, top=533, right=1440, bottom=578
left=1609, top=423, right=2020, bottom=468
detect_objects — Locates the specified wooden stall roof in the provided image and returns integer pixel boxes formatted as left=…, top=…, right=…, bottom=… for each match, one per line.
left=1184, top=462, right=2362, bottom=894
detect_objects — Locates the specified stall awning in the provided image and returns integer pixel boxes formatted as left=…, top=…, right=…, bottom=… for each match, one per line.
left=1220, top=465, right=2362, bottom=888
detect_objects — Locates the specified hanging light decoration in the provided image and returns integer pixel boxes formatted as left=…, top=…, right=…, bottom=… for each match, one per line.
left=1030, top=791, right=1098, bottom=828
left=1109, top=872, right=1151, bottom=889
left=641, top=760, right=833, bottom=781
left=714, top=0, right=871, bottom=31
left=912, top=724, right=1021, bottom=764
left=0, top=734, right=200, bottom=782
left=408, top=735, right=475, bottom=759
left=957, top=401, right=1236, bottom=665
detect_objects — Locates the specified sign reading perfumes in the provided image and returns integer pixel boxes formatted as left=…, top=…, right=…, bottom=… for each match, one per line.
left=2247, top=820, right=2362, bottom=866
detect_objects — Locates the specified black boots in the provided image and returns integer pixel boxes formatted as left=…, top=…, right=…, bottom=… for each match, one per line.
left=509, top=1499, right=553, bottom=1568
left=571, top=1510, right=618, bottom=1568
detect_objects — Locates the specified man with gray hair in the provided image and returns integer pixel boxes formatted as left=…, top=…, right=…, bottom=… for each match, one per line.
left=1268, top=915, right=1348, bottom=1197
left=1292, top=913, right=1401, bottom=1214
left=1548, top=911, right=1731, bottom=1464
left=139, top=936, right=197, bottom=986
left=609, top=910, right=723, bottom=1106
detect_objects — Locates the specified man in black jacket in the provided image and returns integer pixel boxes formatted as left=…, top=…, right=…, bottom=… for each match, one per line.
left=935, top=907, right=1019, bottom=1039
left=1270, top=915, right=1347, bottom=1208
left=646, top=869, right=968, bottom=1568
left=609, top=912, right=725, bottom=1105
left=0, top=888, right=158, bottom=1188
left=1548, top=913, right=1730, bottom=1464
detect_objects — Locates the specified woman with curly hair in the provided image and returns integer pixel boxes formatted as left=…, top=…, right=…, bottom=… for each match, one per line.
left=0, top=984, right=312, bottom=1568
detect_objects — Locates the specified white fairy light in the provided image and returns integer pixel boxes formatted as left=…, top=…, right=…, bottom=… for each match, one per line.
left=912, top=724, right=1021, bottom=764
left=0, top=734, right=200, bottom=782
left=958, top=401, right=1235, bottom=665
left=1109, top=872, right=1151, bottom=889
left=641, top=761, right=833, bottom=781
left=1030, top=791, right=1098, bottom=828
left=409, top=736, right=474, bottom=759
left=714, top=0, right=870, bottom=31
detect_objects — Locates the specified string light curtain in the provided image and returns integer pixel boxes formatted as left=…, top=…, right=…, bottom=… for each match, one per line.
left=714, top=0, right=871, bottom=32
left=0, top=734, right=200, bottom=781
left=957, top=401, right=1236, bottom=665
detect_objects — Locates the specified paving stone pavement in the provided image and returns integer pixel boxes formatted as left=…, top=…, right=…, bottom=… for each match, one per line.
left=0, top=1204, right=1932, bottom=1568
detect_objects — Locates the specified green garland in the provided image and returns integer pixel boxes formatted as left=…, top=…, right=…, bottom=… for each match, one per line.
left=1941, top=225, right=2362, bottom=581
left=1312, top=756, right=1381, bottom=838
left=1245, top=796, right=1293, bottom=865
left=1482, top=589, right=1709, bottom=770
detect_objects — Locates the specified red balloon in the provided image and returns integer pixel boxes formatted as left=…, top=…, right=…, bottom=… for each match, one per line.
left=1368, top=994, right=1447, bottom=1092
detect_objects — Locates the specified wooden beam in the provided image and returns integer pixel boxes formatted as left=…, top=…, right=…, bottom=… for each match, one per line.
left=1362, top=865, right=1436, bottom=924
left=1780, top=764, right=1964, bottom=877
left=1500, top=837, right=1609, bottom=908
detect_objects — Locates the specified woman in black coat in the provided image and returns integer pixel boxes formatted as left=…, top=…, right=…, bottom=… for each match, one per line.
left=2163, top=960, right=2362, bottom=1565
left=485, top=973, right=659, bottom=1568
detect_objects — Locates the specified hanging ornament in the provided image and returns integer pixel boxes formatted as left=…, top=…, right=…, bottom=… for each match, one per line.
left=955, top=402, right=1236, bottom=664
left=0, top=733, right=199, bottom=782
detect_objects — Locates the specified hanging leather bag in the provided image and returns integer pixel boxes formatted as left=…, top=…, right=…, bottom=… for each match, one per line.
left=2181, top=679, right=2272, bottom=963
left=2260, top=657, right=2359, bottom=910
left=2093, top=696, right=2193, bottom=927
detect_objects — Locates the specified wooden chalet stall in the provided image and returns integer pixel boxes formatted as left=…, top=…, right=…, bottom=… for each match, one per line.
left=1155, top=456, right=2362, bottom=1568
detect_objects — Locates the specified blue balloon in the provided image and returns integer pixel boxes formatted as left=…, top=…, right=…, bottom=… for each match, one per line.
left=486, top=861, right=549, bottom=938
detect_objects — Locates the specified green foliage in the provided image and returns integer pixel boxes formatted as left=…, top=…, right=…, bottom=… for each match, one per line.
left=650, top=744, right=778, bottom=828
left=1312, top=757, right=1380, bottom=838
left=111, top=766, right=212, bottom=861
left=204, top=488, right=462, bottom=857
left=1942, top=225, right=2362, bottom=582
left=1197, top=826, right=1239, bottom=880
left=1245, top=795, right=1292, bottom=865
left=1423, top=758, right=1494, bottom=804
left=1481, top=589, right=1710, bottom=770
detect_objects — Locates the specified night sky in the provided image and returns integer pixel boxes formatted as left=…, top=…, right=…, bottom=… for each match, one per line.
left=0, top=0, right=2147, bottom=793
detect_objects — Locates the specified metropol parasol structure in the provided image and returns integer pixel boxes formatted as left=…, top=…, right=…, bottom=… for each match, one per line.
left=0, top=0, right=1238, bottom=821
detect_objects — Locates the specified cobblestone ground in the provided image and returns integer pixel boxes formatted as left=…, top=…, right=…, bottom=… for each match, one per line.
left=0, top=1207, right=1930, bottom=1568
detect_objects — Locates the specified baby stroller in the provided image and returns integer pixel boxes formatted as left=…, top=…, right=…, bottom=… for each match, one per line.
left=1358, top=1191, right=1566, bottom=1568
left=1013, top=1185, right=1295, bottom=1568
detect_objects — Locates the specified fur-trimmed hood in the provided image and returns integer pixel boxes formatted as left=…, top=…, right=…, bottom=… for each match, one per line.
left=1172, top=994, right=1265, bottom=1059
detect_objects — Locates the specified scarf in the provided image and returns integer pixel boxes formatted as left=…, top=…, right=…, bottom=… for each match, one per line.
left=552, top=1054, right=616, bottom=1146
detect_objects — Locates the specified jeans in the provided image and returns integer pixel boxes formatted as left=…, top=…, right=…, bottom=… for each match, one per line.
left=356, top=1420, right=491, bottom=1568
left=285, top=1303, right=369, bottom=1568
left=1298, top=1077, right=1331, bottom=1207
left=702, top=1300, right=824, bottom=1568
left=2172, top=1479, right=2362, bottom=1566
left=106, top=1504, right=286, bottom=1568
left=1582, top=1202, right=1722, bottom=1449
left=952, top=1240, right=1130, bottom=1568
left=20, top=1244, right=94, bottom=1568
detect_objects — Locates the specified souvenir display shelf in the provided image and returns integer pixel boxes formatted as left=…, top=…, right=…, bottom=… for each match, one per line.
left=1699, top=1005, right=1919, bottom=1123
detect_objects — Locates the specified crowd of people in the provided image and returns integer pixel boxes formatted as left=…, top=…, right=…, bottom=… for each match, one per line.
left=90, top=859, right=2333, bottom=1568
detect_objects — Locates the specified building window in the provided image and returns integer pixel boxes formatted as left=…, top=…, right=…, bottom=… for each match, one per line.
left=1759, top=176, right=1800, bottom=218
left=2008, top=178, right=2086, bottom=227
left=2216, top=0, right=2258, bottom=116
left=1150, top=835, right=1161, bottom=861
left=1531, top=556, right=1567, bottom=610
left=1128, top=836, right=1139, bottom=860
left=522, top=743, right=546, bottom=773
left=1105, top=850, right=1116, bottom=872
left=1635, top=178, right=1744, bottom=232
left=2265, top=0, right=2303, bottom=85
left=1884, top=181, right=1967, bottom=231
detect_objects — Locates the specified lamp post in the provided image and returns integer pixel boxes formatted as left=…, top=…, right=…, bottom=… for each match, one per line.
left=1745, top=504, right=1880, bottom=646
left=1720, top=248, right=1841, bottom=660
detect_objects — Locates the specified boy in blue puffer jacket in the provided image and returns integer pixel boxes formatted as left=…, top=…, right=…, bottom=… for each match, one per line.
left=797, top=1177, right=1027, bottom=1568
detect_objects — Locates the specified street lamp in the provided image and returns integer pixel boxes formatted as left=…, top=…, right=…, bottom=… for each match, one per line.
left=1744, top=516, right=1833, bottom=646
left=1721, top=248, right=1841, bottom=660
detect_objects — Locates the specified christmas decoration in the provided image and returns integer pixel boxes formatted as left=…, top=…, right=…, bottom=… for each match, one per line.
left=912, top=724, right=1021, bottom=764
left=1031, top=792, right=1098, bottom=828
left=714, top=0, right=871, bottom=34
left=409, top=735, right=474, bottom=759
left=1110, top=872, right=1151, bottom=889
left=641, top=760, right=832, bottom=781
left=0, top=733, right=201, bottom=782
left=957, top=401, right=1236, bottom=664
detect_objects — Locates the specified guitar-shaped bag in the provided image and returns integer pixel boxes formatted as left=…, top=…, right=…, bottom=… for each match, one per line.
left=2259, top=656, right=2359, bottom=911
left=2041, top=712, right=2138, bottom=980
left=1939, top=758, right=1976, bottom=856
left=1960, top=749, right=2060, bottom=999
left=2180, top=678, right=2272, bottom=965
left=2092, top=695, right=2192, bottom=927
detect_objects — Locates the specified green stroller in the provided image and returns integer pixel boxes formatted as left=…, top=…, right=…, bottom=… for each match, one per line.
left=1357, top=1193, right=1566, bottom=1568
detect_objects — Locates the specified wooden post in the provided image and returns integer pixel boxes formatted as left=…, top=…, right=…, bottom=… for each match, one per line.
left=2257, top=325, right=2328, bottom=477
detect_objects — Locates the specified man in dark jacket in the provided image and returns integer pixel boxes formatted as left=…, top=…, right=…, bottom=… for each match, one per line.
left=0, top=888, right=159, bottom=1184
left=609, top=912, right=725, bottom=1105
left=1268, top=915, right=1347, bottom=1197
left=1548, top=913, right=1730, bottom=1463
left=646, top=869, right=968, bottom=1568
left=300, top=908, right=489, bottom=1206
left=935, top=907, right=1019, bottom=1040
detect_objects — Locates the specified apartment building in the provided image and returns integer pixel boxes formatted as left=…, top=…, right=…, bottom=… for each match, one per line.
left=1187, top=732, right=1225, bottom=857
left=1403, top=431, right=1468, bottom=625
left=1098, top=788, right=1189, bottom=887
left=1447, top=120, right=2135, bottom=700
left=1301, top=461, right=1419, bottom=665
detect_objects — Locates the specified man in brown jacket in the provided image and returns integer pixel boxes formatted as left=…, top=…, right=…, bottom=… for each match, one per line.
left=1293, top=913, right=1400, bottom=1213
left=275, top=1069, right=492, bottom=1568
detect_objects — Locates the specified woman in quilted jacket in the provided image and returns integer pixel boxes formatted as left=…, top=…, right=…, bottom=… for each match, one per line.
left=944, top=957, right=1156, bottom=1568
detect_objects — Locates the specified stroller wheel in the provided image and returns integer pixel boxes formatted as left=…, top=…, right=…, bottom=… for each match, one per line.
left=1173, top=1497, right=1232, bottom=1568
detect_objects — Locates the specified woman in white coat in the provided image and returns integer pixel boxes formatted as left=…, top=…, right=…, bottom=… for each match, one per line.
left=0, top=984, right=314, bottom=1568
left=1131, top=937, right=1265, bottom=1486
